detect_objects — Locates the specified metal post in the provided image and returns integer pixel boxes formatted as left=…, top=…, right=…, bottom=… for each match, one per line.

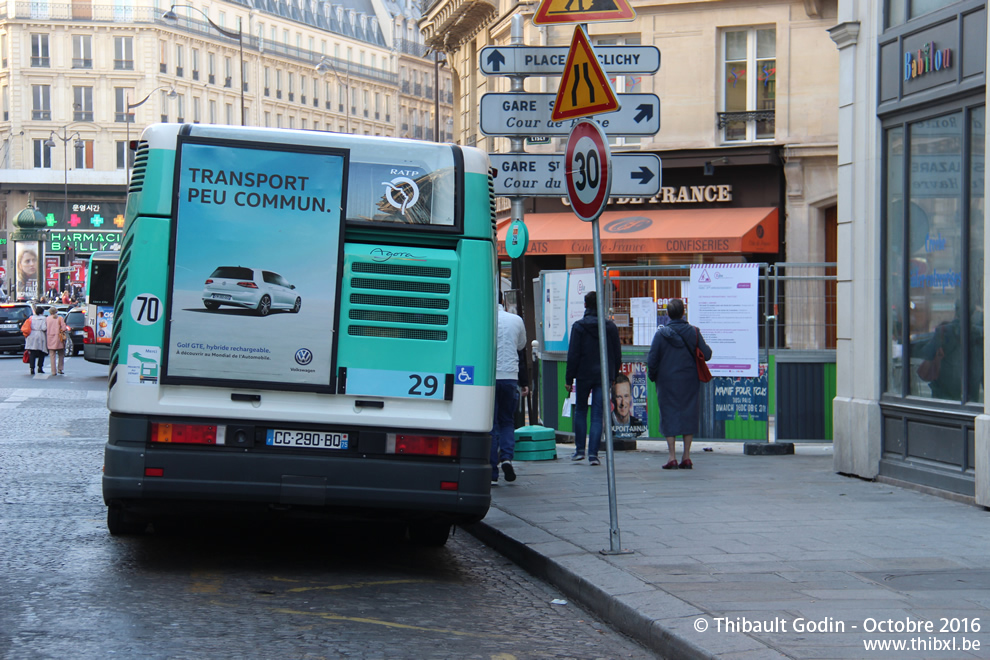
left=592, top=218, right=625, bottom=555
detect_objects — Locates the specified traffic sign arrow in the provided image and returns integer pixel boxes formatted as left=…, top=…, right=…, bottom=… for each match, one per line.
left=479, top=45, right=660, bottom=76
left=480, top=93, right=660, bottom=137
left=486, top=49, right=506, bottom=73
left=490, top=153, right=661, bottom=198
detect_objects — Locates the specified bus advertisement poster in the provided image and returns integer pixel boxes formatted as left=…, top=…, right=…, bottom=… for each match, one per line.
left=164, top=140, right=346, bottom=387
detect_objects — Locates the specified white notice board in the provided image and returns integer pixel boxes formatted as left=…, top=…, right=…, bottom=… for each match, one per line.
left=541, top=268, right=597, bottom=353
left=690, top=264, right=759, bottom=377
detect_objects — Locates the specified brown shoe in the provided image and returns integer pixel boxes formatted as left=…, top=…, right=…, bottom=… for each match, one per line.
left=662, top=459, right=679, bottom=470
left=679, top=459, right=693, bottom=469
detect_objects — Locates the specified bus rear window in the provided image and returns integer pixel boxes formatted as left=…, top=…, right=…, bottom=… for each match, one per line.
left=90, top=261, right=118, bottom=306
left=345, top=142, right=456, bottom=227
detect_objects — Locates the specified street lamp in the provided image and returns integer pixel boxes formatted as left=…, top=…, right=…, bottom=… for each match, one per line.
left=125, top=86, right=177, bottom=184
left=164, top=4, right=244, bottom=126
left=45, top=128, right=84, bottom=290
left=315, top=56, right=350, bottom=134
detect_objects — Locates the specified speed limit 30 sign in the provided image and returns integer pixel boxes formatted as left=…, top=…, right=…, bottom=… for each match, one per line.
left=565, top=119, right=613, bottom=222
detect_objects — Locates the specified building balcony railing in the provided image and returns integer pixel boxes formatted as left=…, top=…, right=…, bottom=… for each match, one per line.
left=394, top=37, right=429, bottom=58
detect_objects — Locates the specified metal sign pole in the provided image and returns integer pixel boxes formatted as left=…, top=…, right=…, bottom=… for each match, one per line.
left=591, top=216, right=627, bottom=555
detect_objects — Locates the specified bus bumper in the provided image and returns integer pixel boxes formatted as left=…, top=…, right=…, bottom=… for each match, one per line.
left=103, top=416, right=492, bottom=525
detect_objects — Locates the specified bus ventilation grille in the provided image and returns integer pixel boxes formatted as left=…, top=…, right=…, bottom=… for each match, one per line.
left=128, top=141, right=151, bottom=194
left=347, top=260, right=451, bottom=341
left=488, top=175, right=496, bottom=235
left=108, top=232, right=135, bottom=377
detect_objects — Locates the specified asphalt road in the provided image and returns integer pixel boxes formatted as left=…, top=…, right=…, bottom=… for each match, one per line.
left=0, top=353, right=654, bottom=659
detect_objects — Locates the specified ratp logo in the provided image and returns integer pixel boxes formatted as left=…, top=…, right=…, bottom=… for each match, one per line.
left=294, top=348, right=314, bottom=365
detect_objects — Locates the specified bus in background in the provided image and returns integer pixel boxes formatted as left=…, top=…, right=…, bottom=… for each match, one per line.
left=103, top=124, right=497, bottom=545
left=83, top=250, right=120, bottom=365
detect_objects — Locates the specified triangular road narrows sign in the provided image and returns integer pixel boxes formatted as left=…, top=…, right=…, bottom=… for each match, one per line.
left=552, top=26, right=621, bottom=122
left=533, top=0, right=635, bottom=24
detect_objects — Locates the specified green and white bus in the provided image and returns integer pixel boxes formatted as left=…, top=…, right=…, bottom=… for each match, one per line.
left=83, top=249, right=120, bottom=365
left=103, top=124, right=497, bottom=545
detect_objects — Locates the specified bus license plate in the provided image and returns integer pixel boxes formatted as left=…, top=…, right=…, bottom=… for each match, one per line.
left=266, top=429, right=349, bottom=450
left=212, top=294, right=232, bottom=300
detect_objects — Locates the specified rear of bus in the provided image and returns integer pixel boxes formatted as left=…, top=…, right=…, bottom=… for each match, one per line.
left=83, top=251, right=119, bottom=365
left=103, top=124, right=497, bottom=544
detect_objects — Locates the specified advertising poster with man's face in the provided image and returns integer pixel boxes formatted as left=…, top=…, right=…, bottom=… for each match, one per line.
left=612, top=362, right=649, bottom=438
left=14, top=241, right=39, bottom=301
left=164, top=139, right=346, bottom=389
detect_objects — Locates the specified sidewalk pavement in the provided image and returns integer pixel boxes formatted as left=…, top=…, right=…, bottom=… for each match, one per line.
left=465, top=441, right=990, bottom=659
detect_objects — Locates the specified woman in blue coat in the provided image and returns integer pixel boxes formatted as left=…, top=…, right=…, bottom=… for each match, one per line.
left=646, top=298, right=712, bottom=470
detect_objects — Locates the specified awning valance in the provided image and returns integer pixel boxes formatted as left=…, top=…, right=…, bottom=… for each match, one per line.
left=496, top=207, right=779, bottom=256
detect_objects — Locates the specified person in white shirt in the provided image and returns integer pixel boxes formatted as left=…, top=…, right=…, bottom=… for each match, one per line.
left=491, top=290, right=529, bottom=485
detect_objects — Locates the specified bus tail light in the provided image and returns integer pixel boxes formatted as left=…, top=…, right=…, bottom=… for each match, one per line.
left=83, top=325, right=95, bottom=344
left=387, top=434, right=459, bottom=457
left=151, top=422, right=218, bottom=445
left=237, top=281, right=258, bottom=289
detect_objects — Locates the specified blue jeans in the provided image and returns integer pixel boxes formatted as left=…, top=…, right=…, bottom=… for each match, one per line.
left=573, top=379, right=603, bottom=459
left=491, top=380, right=519, bottom=479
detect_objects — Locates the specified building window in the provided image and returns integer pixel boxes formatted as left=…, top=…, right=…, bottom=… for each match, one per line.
left=159, top=40, right=168, bottom=74
left=32, top=85, right=51, bottom=120
left=886, top=0, right=957, bottom=29
left=192, top=48, right=199, bottom=81
left=73, top=86, right=93, bottom=121
left=75, top=140, right=94, bottom=170
left=33, top=139, right=52, bottom=168
left=276, top=70, right=283, bottom=99
left=116, top=141, right=131, bottom=170
left=72, top=35, right=93, bottom=69
left=288, top=72, right=295, bottom=101
left=226, top=103, right=233, bottom=125
left=595, top=35, right=641, bottom=147
left=264, top=67, right=271, bottom=96
left=175, top=44, right=184, bottom=77
left=208, top=53, right=216, bottom=84
left=114, top=36, right=133, bottom=70
left=720, top=27, right=775, bottom=143
left=885, top=104, right=985, bottom=403
left=2, top=86, right=8, bottom=121
left=176, top=94, right=185, bottom=122
left=224, top=57, right=232, bottom=88
left=31, top=34, right=50, bottom=67
left=114, top=87, right=129, bottom=122
left=1, top=33, right=7, bottom=68
left=193, top=97, right=201, bottom=123
left=209, top=100, right=217, bottom=124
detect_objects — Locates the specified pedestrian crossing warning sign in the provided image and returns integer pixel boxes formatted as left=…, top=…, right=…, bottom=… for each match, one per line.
left=533, top=0, right=635, bottom=25
left=552, top=26, right=621, bottom=121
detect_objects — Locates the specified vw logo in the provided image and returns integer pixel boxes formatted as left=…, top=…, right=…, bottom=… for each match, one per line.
left=604, top=216, right=653, bottom=234
left=294, top=348, right=314, bottom=365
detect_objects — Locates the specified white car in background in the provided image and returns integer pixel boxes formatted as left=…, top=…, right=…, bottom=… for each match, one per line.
left=201, top=266, right=301, bottom=316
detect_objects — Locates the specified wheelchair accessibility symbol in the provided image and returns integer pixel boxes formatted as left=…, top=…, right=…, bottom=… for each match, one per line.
left=455, top=365, right=474, bottom=385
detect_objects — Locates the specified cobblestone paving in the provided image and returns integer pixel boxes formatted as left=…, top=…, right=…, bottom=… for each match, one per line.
left=0, top=358, right=655, bottom=659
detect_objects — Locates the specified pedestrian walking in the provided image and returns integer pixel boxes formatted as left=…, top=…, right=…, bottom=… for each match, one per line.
left=23, top=305, right=48, bottom=375
left=646, top=298, right=712, bottom=470
left=564, top=291, right=621, bottom=466
left=491, top=290, right=529, bottom=486
left=45, top=307, right=69, bottom=376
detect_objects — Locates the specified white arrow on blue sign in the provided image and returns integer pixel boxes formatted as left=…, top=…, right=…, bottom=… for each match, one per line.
left=480, top=93, right=660, bottom=137
left=481, top=45, right=660, bottom=76
left=491, top=153, right=661, bottom=198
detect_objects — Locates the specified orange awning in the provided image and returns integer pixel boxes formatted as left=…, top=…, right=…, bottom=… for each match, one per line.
left=496, top=207, right=779, bottom=256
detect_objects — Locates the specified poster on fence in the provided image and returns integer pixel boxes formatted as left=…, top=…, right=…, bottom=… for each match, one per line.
left=690, top=263, right=759, bottom=377
left=612, top=362, right=649, bottom=438
left=713, top=367, right=769, bottom=421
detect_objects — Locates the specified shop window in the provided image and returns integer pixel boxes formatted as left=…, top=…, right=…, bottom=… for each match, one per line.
left=886, top=0, right=957, bottom=29
left=885, top=105, right=985, bottom=403
left=719, top=27, right=775, bottom=143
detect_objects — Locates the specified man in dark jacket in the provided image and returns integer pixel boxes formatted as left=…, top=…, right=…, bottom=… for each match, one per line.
left=564, top=291, right=621, bottom=466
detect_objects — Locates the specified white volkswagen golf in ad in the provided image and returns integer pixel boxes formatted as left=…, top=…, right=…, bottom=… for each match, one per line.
left=201, top=266, right=301, bottom=316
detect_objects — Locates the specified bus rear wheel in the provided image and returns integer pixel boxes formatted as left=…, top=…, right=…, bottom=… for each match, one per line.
left=107, top=504, right=148, bottom=536
left=408, top=521, right=451, bottom=547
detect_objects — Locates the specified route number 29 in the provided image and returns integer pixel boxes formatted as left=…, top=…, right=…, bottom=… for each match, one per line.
left=408, top=373, right=440, bottom=397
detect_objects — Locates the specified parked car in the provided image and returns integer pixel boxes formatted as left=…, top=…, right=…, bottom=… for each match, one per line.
left=60, top=308, right=86, bottom=356
left=201, top=266, right=301, bottom=316
left=0, top=302, right=32, bottom=354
